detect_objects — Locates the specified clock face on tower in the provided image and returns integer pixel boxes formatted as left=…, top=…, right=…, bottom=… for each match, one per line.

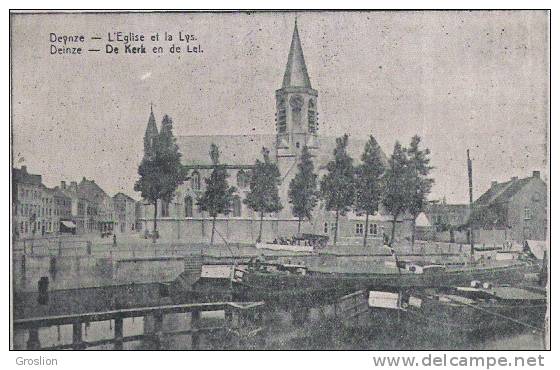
left=289, top=95, right=304, bottom=111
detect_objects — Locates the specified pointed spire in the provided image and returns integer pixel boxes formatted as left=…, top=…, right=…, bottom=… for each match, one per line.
left=145, top=104, right=158, bottom=139
left=144, top=105, right=159, bottom=156
left=282, top=18, right=311, bottom=88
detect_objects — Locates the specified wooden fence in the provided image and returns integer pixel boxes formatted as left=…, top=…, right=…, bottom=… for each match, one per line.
left=14, top=301, right=265, bottom=350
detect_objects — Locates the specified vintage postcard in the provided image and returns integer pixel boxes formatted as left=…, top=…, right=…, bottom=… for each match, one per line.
left=10, top=10, right=549, bottom=353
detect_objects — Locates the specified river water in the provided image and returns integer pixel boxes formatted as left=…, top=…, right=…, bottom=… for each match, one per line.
left=12, top=307, right=545, bottom=350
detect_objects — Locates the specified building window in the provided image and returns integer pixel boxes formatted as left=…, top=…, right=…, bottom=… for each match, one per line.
left=355, top=223, right=364, bottom=235
left=192, top=171, right=201, bottom=191
left=184, top=196, right=193, bottom=218
left=524, top=208, right=532, bottom=220
left=370, top=223, right=378, bottom=236
left=232, top=197, right=241, bottom=217
left=237, top=170, right=248, bottom=189
left=161, top=200, right=170, bottom=217
left=324, top=222, right=328, bottom=234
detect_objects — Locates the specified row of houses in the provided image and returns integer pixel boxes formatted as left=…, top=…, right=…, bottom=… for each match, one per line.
left=12, top=166, right=138, bottom=239
left=416, top=170, right=547, bottom=244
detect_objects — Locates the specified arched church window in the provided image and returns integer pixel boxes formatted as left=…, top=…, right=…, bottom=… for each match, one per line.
left=308, top=100, right=317, bottom=133
left=237, top=170, right=247, bottom=189
left=277, top=99, right=287, bottom=133
left=232, top=197, right=241, bottom=217
left=191, top=171, right=201, bottom=191
left=184, top=196, right=193, bottom=218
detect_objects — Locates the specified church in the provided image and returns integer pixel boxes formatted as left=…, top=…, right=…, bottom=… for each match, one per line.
left=138, top=20, right=413, bottom=246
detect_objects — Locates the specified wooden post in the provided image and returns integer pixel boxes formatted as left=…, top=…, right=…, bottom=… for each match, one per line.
left=37, top=277, right=49, bottom=305
left=256, top=307, right=266, bottom=348
left=191, top=310, right=200, bottom=350
left=152, top=312, right=163, bottom=350
left=26, top=327, right=41, bottom=350
left=225, top=308, right=233, bottom=327
left=114, top=318, right=124, bottom=350
left=355, top=295, right=359, bottom=326
left=72, top=322, right=84, bottom=350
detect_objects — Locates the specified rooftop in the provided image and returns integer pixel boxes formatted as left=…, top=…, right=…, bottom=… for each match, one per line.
left=177, top=134, right=385, bottom=169
left=12, top=166, right=42, bottom=186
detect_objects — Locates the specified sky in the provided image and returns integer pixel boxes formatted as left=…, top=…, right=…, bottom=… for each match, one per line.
left=11, top=11, right=549, bottom=203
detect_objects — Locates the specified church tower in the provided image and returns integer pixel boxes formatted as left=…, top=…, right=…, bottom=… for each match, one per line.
left=275, top=19, right=319, bottom=163
left=144, top=104, right=158, bottom=157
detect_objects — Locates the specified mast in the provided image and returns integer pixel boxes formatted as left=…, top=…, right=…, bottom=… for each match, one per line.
left=467, top=149, right=474, bottom=257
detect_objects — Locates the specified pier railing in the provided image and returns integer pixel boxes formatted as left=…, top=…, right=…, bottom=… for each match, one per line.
left=14, top=301, right=265, bottom=350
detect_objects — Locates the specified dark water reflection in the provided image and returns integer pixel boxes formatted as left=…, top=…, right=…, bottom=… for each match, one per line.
left=13, top=308, right=544, bottom=350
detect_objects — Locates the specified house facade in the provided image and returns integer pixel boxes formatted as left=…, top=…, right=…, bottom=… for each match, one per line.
left=471, top=171, right=547, bottom=243
left=113, top=192, right=137, bottom=233
left=12, top=166, right=43, bottom=239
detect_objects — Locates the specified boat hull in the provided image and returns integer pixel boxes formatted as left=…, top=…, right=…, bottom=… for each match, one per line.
left=234, top=263, right=536, bottom=307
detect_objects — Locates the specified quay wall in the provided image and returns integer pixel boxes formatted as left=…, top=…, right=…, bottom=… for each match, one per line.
left=13, top=255, right=185, bottom=293
left=13, top=240, right=477, bottom=293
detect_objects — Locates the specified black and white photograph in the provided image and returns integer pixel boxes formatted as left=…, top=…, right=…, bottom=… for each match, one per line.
left=9, top=9, right=550, bottom=354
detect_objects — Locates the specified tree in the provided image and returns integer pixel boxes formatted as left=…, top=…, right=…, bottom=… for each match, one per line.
left=355, top=136, right=385, bottom=247
left=197, top=144, right=237, bottom=245
left=382, top=141, right=411, bottom=246
left=406, top=135, right=434, bottom=247
left=134, top=114, right=186, bottom=243
left=288, top=146, right=318, bottom=233
left=320, top=134, right=355, bottom=246
left=244, top=148, right=283, bottom=242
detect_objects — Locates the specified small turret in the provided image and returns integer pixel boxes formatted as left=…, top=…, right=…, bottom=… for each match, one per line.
left=144, top=104, right=158, bottom=157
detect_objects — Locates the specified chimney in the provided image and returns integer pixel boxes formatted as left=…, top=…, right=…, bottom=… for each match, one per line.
left=21, top=165, right=27, bottom=173
left=61, top=181, right=66, bottom=189
left=532, top=170, right=540, bottom=179
left=491, top=181, right=498, bottom=188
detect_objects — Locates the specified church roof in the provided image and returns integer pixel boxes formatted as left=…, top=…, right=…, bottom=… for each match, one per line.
left=282, top=20, right=312, bottom=89
left=178, top=134, right=276, bottom=166
left=177, top=134, right=386, bottom=169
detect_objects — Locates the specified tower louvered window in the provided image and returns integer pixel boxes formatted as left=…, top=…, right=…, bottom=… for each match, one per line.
left=277, top=99, right=287, bottom=133
left=308, top=100, right=317, bottom=133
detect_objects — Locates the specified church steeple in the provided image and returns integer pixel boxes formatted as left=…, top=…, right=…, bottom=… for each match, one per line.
left=282, top=19, right=312, bottom=89
left=144, top=105, right=159, bottom=156
left=275, top=18, right=319, bottom=160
